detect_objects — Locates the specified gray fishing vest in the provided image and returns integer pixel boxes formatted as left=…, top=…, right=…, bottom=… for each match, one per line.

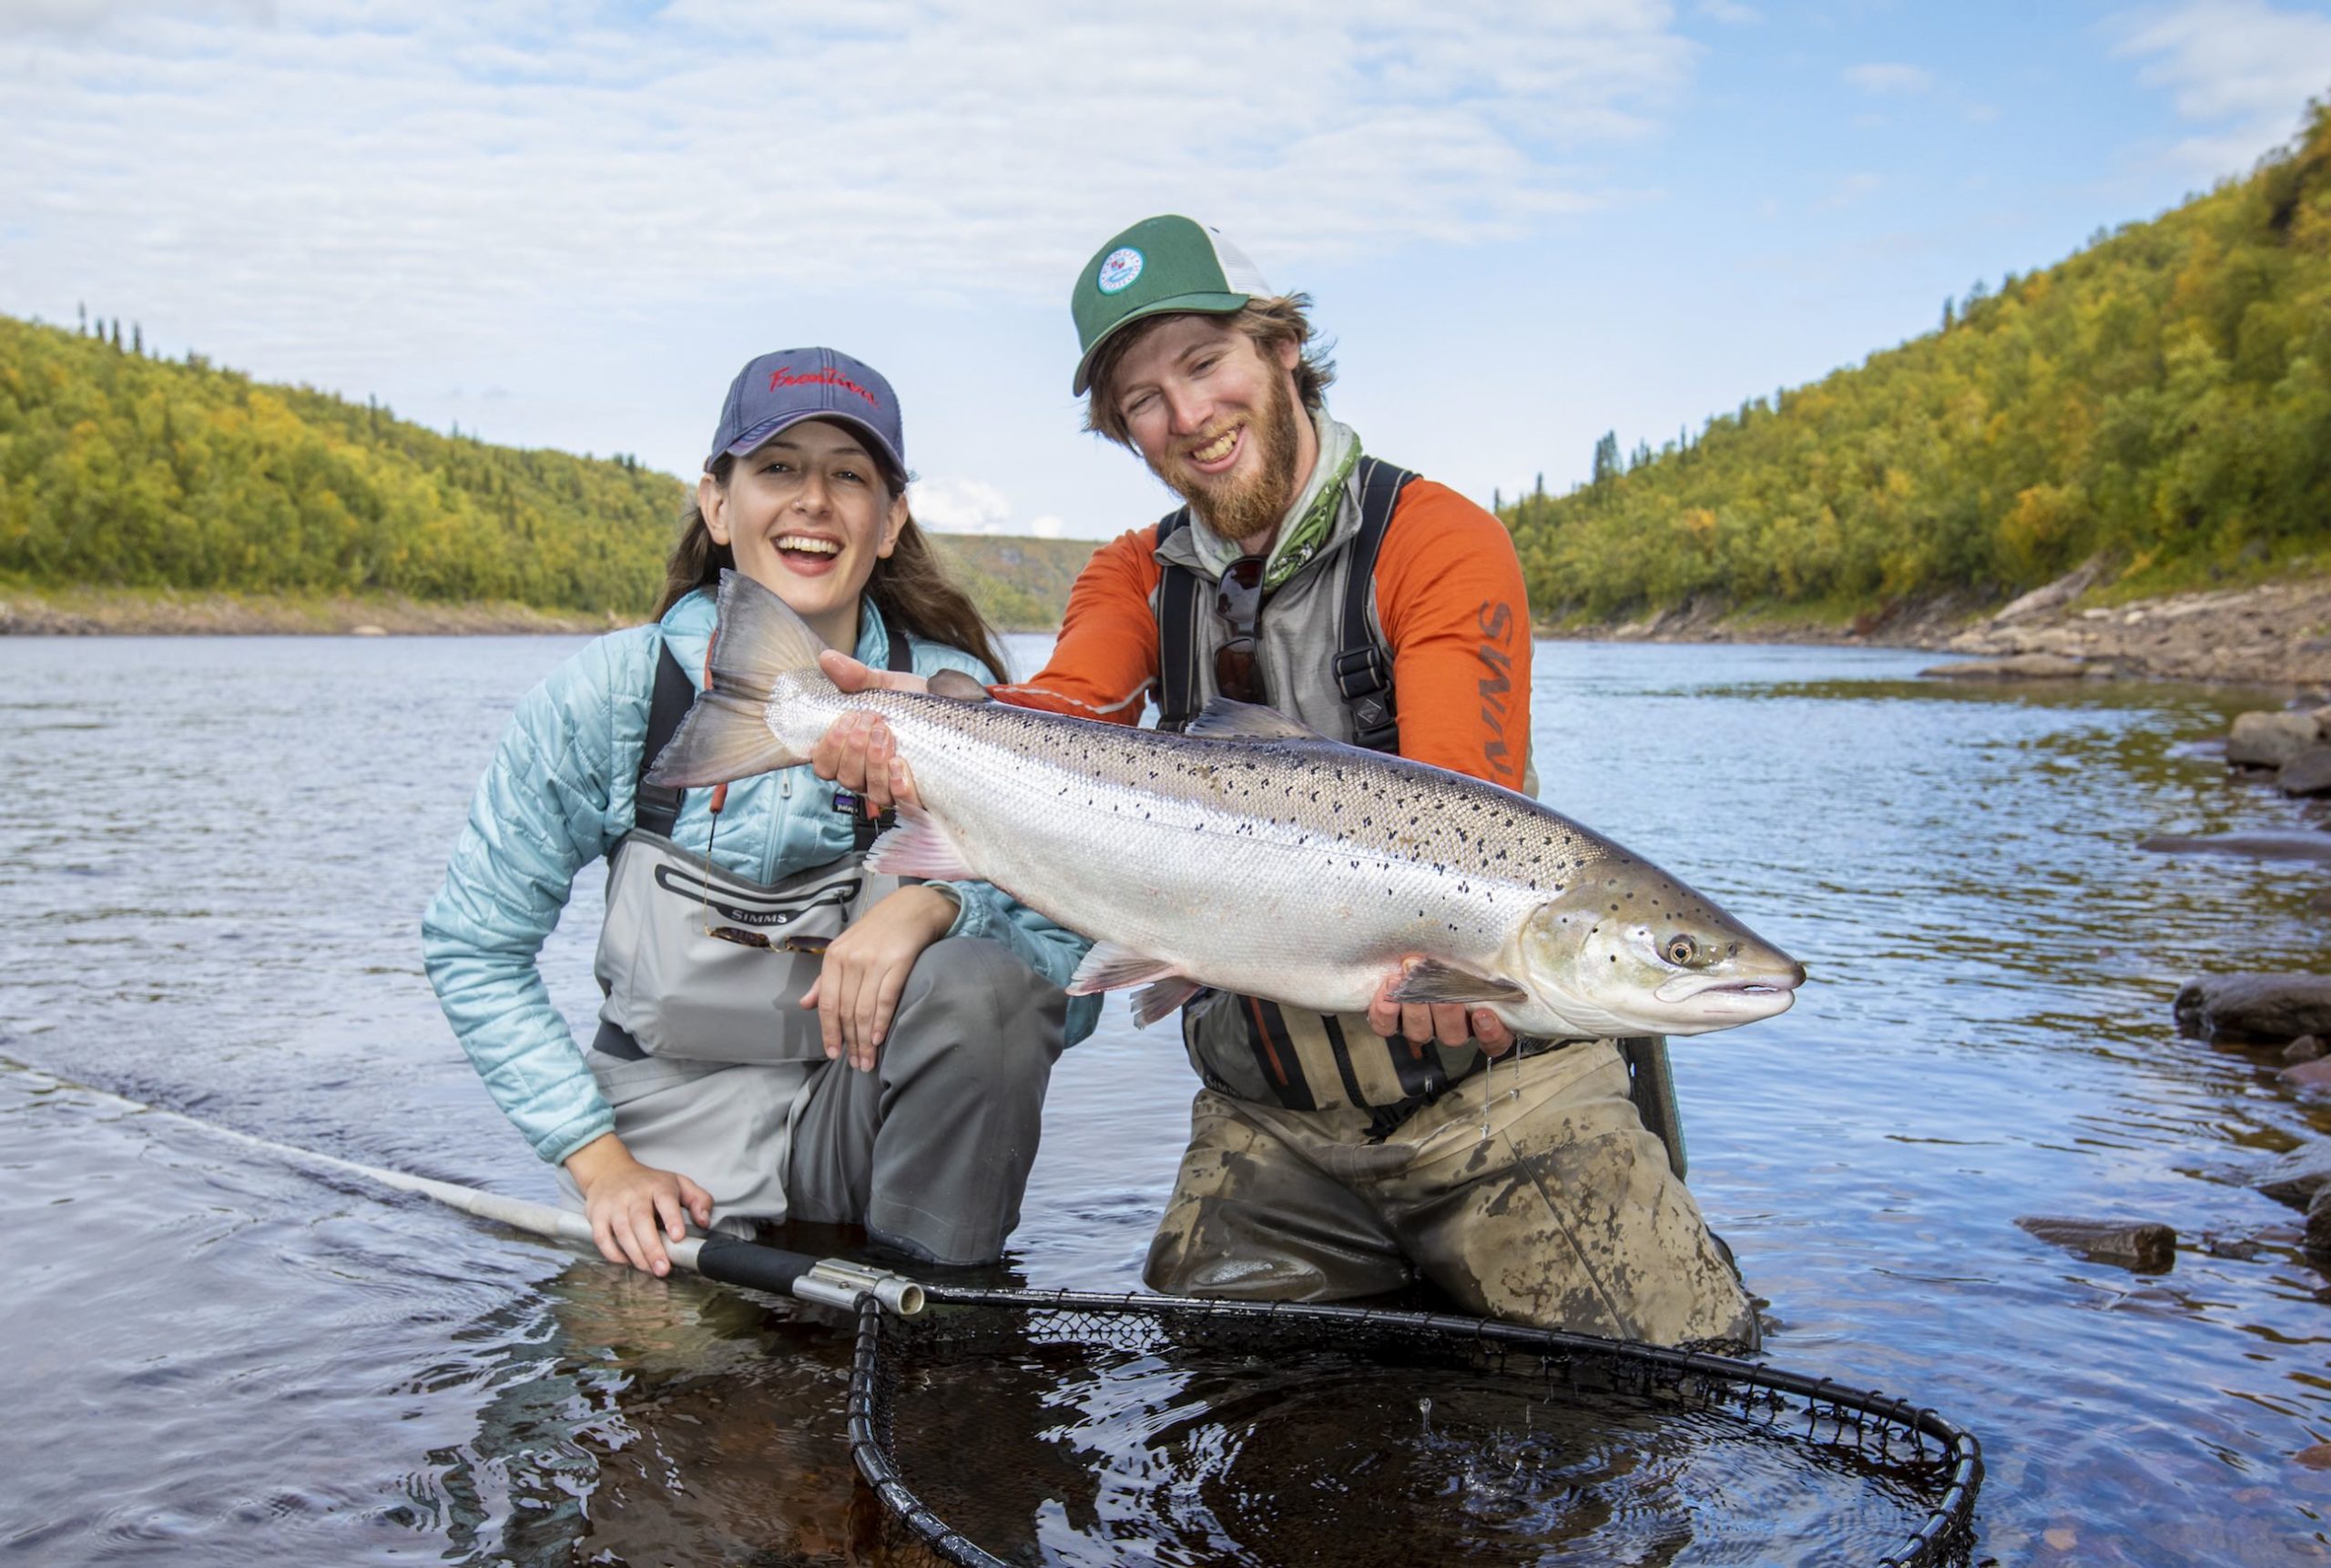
left=1149, top=467, right=1686, bottom=1170
left=1150, top=459, right=1491, bottom=1118
left=589, top=610, right=913, bottom=1066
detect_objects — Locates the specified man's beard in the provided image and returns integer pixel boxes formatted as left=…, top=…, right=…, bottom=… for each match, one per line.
left=1161, top=370, right=1303, bottom=547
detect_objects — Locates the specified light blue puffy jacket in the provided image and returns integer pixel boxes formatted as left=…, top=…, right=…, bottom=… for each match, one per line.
left=422, top=587, right=1101, bottom=1166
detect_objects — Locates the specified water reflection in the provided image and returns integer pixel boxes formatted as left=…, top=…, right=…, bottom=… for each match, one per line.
left=4, top=636, right=2331, bottom=1564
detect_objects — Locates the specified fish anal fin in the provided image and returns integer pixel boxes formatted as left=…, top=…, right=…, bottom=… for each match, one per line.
left=1067, top=941, right=1183, bottom=997
left=1385, top=957, right=1529, bottom=1008
left=1185, top=697, right=1325, bottom=742
left=1130, top=977, right=1208, bottom=1028
left=864, top=813, right=977, bottom=881
left=928, top=668, right=992, bottom=703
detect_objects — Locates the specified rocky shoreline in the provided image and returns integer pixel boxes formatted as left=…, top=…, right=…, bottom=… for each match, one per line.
left=0, top=587, right=618, bottom=636
left=1551, top=569, right=2331, bottom=689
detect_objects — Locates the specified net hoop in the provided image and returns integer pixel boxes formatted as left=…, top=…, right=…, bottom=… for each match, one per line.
left=843, top=1286, right=1981, bottom=1568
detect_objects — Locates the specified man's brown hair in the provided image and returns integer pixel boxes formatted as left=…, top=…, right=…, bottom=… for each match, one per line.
left=1081, top=294, right=1337, bottom=446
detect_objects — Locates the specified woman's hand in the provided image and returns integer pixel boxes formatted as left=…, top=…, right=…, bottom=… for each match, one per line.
left=802, top=882, right=958, bottom=1071
left=812, top=652, right=931, bottom=816
left=565, top=1134, right=714, bottom=1277
left=1366, top=966, right=1519, bottom=1058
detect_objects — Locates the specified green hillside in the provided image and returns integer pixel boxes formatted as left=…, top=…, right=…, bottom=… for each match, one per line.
left=1505, top=98, right=2331, bottom=622
left=0, top=314, right=1091, bottom=629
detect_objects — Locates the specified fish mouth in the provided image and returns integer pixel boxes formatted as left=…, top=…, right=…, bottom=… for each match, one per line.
left=1651, top=969, right=1805, bottom=1020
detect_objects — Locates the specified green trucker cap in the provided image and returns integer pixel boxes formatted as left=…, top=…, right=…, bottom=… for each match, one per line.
left=1070, top=215, right=1273, bottom=394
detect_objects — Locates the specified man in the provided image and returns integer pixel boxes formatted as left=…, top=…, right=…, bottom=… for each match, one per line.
left=819, top=215, right=1754, bottom=1347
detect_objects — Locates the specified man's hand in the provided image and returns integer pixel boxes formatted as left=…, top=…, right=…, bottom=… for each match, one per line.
left=801, top=883, right=958, bottom=1071
left=811, top=651, right=931, bottom=815
left=565, top=1134, right=713, bottom=1277
left=1366, top=965, right=1518, bottom=1057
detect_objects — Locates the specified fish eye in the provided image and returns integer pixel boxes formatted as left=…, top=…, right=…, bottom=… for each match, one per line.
left=1662, top=934, right=1698, bottom=966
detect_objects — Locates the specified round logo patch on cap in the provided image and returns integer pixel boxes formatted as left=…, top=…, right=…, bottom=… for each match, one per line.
left=1095, top=247, right=1145, bottom=295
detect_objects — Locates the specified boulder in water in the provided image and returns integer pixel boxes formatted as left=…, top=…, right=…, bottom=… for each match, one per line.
left=2174, top=973, right=2331, bottom=1043
left=2254, top=1141, right=2331, bottom=1209
left=2228, top=710, right=2322, bottom=769
left=2279, top=747, right=2331, bottom=797
left=2014, top=1216, right=2177, bottom=1271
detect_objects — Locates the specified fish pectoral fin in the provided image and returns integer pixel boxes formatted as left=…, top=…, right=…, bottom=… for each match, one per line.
left=928, top=668, right=992, bottom=703
left=1066, top=941, right=1185, bottom=997
left=1130, top=978, right=1209, bottom=1028
left=863, top=815, right=977, bottom=881
left=1385, top=959, right=1530, bottom=1008
left=1184, top=697, right=1326, bottom=742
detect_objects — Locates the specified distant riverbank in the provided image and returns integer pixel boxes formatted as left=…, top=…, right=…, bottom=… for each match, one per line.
left=10, top=573, right=2329, bottom=690
left=1542, top=573, right=2331, bottom=690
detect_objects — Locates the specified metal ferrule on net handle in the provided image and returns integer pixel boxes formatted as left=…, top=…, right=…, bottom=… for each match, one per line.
left=841, top=1285, right=1983, bottom=1568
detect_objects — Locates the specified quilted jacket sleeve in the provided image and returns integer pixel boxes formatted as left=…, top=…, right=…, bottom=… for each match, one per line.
left=422, top=634, right=643, bottom=1164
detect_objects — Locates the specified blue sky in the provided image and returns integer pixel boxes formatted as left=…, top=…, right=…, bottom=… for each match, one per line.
left=5, top=1, right=2329, bottom=540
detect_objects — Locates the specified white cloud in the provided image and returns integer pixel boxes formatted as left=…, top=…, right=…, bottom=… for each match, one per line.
left=911, top=475, right=1020, bottom=535
left=1026, top=515, right=1066, bottom=540
left=1844, top=62, right=1935, bottom=97
left=2112, top=0, right=2331, bottom=173
left=0, top=1, right=1695, bottom=372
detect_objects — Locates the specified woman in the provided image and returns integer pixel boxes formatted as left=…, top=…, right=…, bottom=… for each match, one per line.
left=423, top=347, right=1096, bottom=1278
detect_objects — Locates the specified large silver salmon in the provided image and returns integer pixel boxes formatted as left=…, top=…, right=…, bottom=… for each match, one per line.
left=649, top=571, right=1804, bottom=1037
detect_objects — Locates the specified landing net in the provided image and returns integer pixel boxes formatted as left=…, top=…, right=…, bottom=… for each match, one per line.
left=845, top=1288, right=1980, bottom=1568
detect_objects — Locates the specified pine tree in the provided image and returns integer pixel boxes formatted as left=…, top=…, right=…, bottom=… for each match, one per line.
left=132, top=323, right=142, bottom=356
left=1591, top=431, right=1621, bottom=485
left=76, top=301, right=87, bottom=335
left=110, top=319, right=122, bottom=350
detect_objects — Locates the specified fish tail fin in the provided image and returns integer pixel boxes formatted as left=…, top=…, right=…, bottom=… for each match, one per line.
left=644, top=571, right=825, bottom=787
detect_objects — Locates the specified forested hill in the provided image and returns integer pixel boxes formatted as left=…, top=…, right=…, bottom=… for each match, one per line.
left=0, top=314, right=685, bottom=614
left=1504, top=99, right=2331, bottom=622
left=0, top=314, right=1098, bottom=627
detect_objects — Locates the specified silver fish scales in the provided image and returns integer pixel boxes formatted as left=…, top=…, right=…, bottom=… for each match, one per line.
left=650, top=572, right=1804, bottom=1037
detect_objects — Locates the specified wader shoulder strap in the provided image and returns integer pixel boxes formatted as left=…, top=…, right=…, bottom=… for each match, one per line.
left=631, top=638, right=699, bottom=842
left=1334, top=458, right=1418, bottom=755
left=1152, top=509, right=1204, bottom=734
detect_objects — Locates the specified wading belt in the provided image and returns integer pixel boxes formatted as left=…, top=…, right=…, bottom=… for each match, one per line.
left=1152, top=456, right=1416, bottom=748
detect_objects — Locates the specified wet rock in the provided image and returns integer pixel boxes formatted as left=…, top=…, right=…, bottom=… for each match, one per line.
left=2312, top=1186, right=2331, bottom=1252
left=1923, top=653, right=2094, bottom=679
left=2142, top=832, right=2331, bottom=863
left=2283, top=1034, right=2326, bottom=1064
left=1991, top=559, right=2105, bottom=625
left=2174, top=972, right=2331, bottom=1042
left=2279, top=747, right=2331, bottom=797
left=2200, top=1232, right=2264, bottom=1259
left=2254, top=1141, right=2331, bottom=1209
left=2229, top=710, right=2322, bottom=768
left=2279, top=1059, right=2331, bottom=1094
left=2015, top=1216, right=2177, bottom=1271
left=2297, top=1442, right=2331, bottom=1471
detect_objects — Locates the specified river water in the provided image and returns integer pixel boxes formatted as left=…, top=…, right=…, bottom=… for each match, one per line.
left=2, top=633, right=2327, bottom=1566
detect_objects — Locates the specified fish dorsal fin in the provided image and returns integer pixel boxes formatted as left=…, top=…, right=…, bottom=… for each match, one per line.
left=1066, top=941, right=1184, bottom=997
left=1185, top=697, right=1325, bottom=742
left=1385, top=957, right=1530, bottom=1008
left=709, top=568, right=826, bottom=704
left=928, top=668, right=992, bottom=703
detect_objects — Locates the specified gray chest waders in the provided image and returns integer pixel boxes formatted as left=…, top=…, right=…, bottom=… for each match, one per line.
left=1152, top=464, right=1688, bottom=1178
left=589, top=608, right=916, bottom=1066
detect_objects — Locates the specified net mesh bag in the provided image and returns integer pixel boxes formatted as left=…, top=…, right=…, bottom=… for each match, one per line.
left=844, top=1288, right=1980, bottom=1568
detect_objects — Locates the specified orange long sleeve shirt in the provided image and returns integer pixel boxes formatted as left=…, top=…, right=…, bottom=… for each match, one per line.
left=992, top=480, right=1532, bottom=791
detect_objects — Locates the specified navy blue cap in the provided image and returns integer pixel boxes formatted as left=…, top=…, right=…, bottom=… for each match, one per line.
left=707, top=347, right=906, bottom=477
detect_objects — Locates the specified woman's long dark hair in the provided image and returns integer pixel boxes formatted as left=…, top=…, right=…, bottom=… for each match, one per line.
left=656, top=451, right=1010, bottom=681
